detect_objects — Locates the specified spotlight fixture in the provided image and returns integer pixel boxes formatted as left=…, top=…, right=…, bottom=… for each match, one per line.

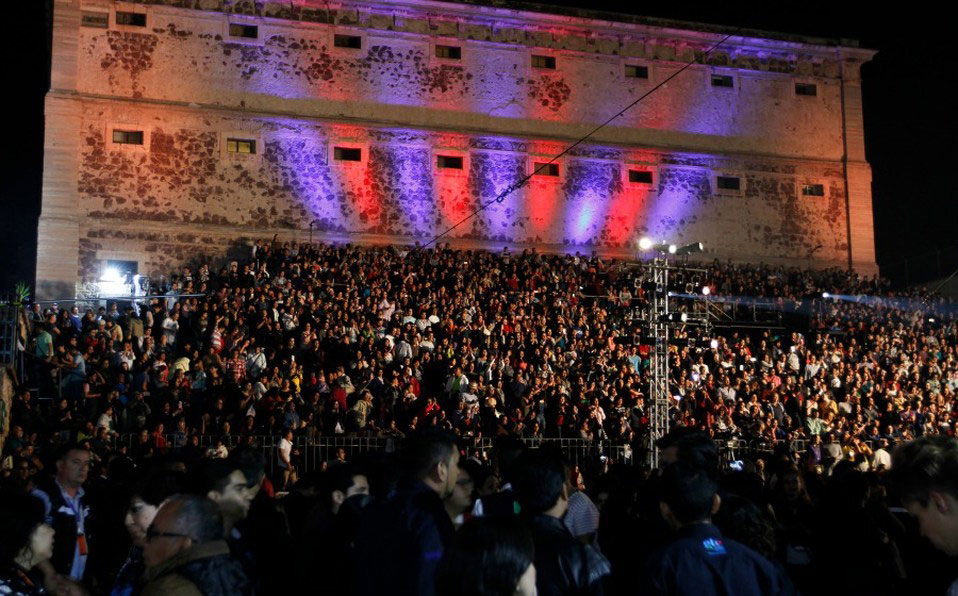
left=638, top=237, right=653, bottom=250
left=668, top=244, right=677, bottom=255
left=674, top=242, right=705, bottom=256
left=710, top=339, right=719, bottom=349
left=658, top=312, right=688, bottom=323
left=822, top=292, right=830, bottom=298
left=701, top=285, right=711, bottom=296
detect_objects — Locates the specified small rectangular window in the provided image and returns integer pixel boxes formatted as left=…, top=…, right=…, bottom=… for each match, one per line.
left=532, top=55, right=556, bottom=69
left=629, top=170, right=653, bottom=184
left=716, top=176, right=741, bottom=191
left=112, top=130, right=144, bottom=145
left=115, top=11, right=147, bottom=27
left=334, top=34, right=363, bottom=49
left=437, top=155, right=464, bottom=170
left=625, top=65, right=649, bottom=79
left=435, top=45, right=462, bottom=60
left=229, top=24, right=258, bottom=39
left=802, top=183, right=825, bottom=197
left=795, top=83, right=817, bottom=97
left=226, top=138, right=256, bottom=154
left=334, top=147, right=362, bottom=162
left=534, top=162, right=560, bottom=177
left=711, top=74, right=734, bottom=88
left=81, top=12, right=109, bottom=28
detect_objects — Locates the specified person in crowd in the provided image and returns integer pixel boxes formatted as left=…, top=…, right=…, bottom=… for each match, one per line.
left=890, top=435, right=958, bottom=594
left=31, top=445, right=93, bottom=585
left=352, top=430, right=459, bottom=596
left=0, top=491, right=60, bottom=595
left=512, top=449, right=608, bottom=596
left=436, top=516, right=537, bottom=596
left=141, top=494, right=251, bottom=596
left=445, top=459, right=477, bottom=527
left=111, top=469, right=184, bottom=596
left=300, top=463, right=371, bottom=594
left=641, top=461, right=797, bottom=595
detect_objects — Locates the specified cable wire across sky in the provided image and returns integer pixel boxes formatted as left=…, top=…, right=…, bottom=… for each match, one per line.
left=424, top=27, right=743, bottom=248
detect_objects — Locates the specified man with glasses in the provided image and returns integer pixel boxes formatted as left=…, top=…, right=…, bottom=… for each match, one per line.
left=141, top=494, right=251, bottom=595
left=32, top=445, right=93, bottom=585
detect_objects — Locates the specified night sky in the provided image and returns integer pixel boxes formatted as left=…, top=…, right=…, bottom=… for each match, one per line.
left=4, top=1, right=954, bottom=295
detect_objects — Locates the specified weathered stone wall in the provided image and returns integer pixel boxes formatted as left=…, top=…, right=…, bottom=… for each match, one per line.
left=68, top=102, right=851, bottom=284
left=38, top=0, right=878, bottom=298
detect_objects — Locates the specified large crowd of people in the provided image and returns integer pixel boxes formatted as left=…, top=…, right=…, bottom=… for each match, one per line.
left=2, top=239, right=956, bottom=595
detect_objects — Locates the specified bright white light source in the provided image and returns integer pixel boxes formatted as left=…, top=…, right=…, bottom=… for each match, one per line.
left=638, top=237, right=653, bottom=250
left=822, top=292, right=830, bottom=298
left=710, top=339, right=719, bottom=349
left=701, top=286, right=711, bottom=296
left=100, top=267, right=120, bottom=282
left=668, top=244, right=677, bottom=254
left=680, top=312, right=688, bottom=322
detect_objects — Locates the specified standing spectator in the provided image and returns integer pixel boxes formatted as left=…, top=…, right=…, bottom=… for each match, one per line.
left=512, top=449, right=608, bottom=596
left=890, top=435, right=958, bottom=595
left=352, top=430, right=460, bottom=596
left=141, top=495, right=251, bottom=596
left=436, top=517, right=537, bottom=596
left=274, top=430, right=296, bottom=491
left=641, top=462, right=797, bottom=595
left=0, top=492, right=60, bottom=595
left=31, top=445, right=93, bottom=585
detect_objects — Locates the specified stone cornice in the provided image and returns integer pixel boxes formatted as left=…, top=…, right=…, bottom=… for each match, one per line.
left=92, top=0, right=875, bottom=78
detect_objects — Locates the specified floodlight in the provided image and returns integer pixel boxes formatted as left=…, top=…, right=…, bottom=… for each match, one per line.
left=710, top=339, right=719, bottom=349
left=638, top=237, right=653, bottom=250
left=822, top=292, right=830, bottom=298
left=668, top=244, right=677, bottom=254
left=701, top=286, right=711, bottom=296
left=100, top=267, right=120, bottom=282
left=674, top=242, right=705, bottom=256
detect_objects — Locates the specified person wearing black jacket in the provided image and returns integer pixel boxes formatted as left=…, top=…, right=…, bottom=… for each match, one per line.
left=640, top=462, right=797, bottom=596
left=511, top=449, right=607, bottom=596
left=351, top=430, right=459, bottom=596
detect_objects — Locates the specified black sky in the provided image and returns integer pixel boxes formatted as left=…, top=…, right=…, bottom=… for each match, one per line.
left=4, top=1, right=954, bottom=295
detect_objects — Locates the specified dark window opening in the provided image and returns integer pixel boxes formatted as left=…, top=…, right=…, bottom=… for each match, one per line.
left=334, top=147, right=362, bottom=162
left=437, top=155, right=464, bottom=170
left=334, top=34, right=363, bottom=49
left=629, top=170, right=653, bottom=184
left=711, top=74, right=734, bottom=88
left=802, top=183, right=825, bottom=196
left=229, top=23, right=258, bottom=38
left=534, top=162, right=560, bottom=177
left=435, top=45, right=462, bottom=60
left=116, top=11, right=147, bottom=27
left=532, top=55, right=556, bottom=69
left=625, top=65, right=649, bottom=79
left=227, top=138, right=256, bottom=154
left=795, top=83, right=817, bottom=97
left=81, top=12, right=109, bottom=28
left=716, top=176, right=741, bottom=191
left=112, top=130, right=144, bottom=145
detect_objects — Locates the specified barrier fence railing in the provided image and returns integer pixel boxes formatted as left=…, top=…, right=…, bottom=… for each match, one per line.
left=101, top=433, right=877, bottom=476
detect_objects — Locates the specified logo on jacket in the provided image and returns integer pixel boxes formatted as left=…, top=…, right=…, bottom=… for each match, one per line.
left=702, top=538, right=727, bottom=556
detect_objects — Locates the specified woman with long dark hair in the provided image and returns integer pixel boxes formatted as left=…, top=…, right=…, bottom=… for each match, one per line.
left=0, top=491, right=56, bottom=595
left=436, top=517, right=536, bottom=596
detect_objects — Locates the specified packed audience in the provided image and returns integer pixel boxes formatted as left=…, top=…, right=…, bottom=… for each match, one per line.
left=2, top=239, right=957, bottom=595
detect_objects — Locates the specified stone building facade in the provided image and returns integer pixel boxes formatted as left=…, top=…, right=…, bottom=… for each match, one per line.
left=38, top=0, right=877, bottom=298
